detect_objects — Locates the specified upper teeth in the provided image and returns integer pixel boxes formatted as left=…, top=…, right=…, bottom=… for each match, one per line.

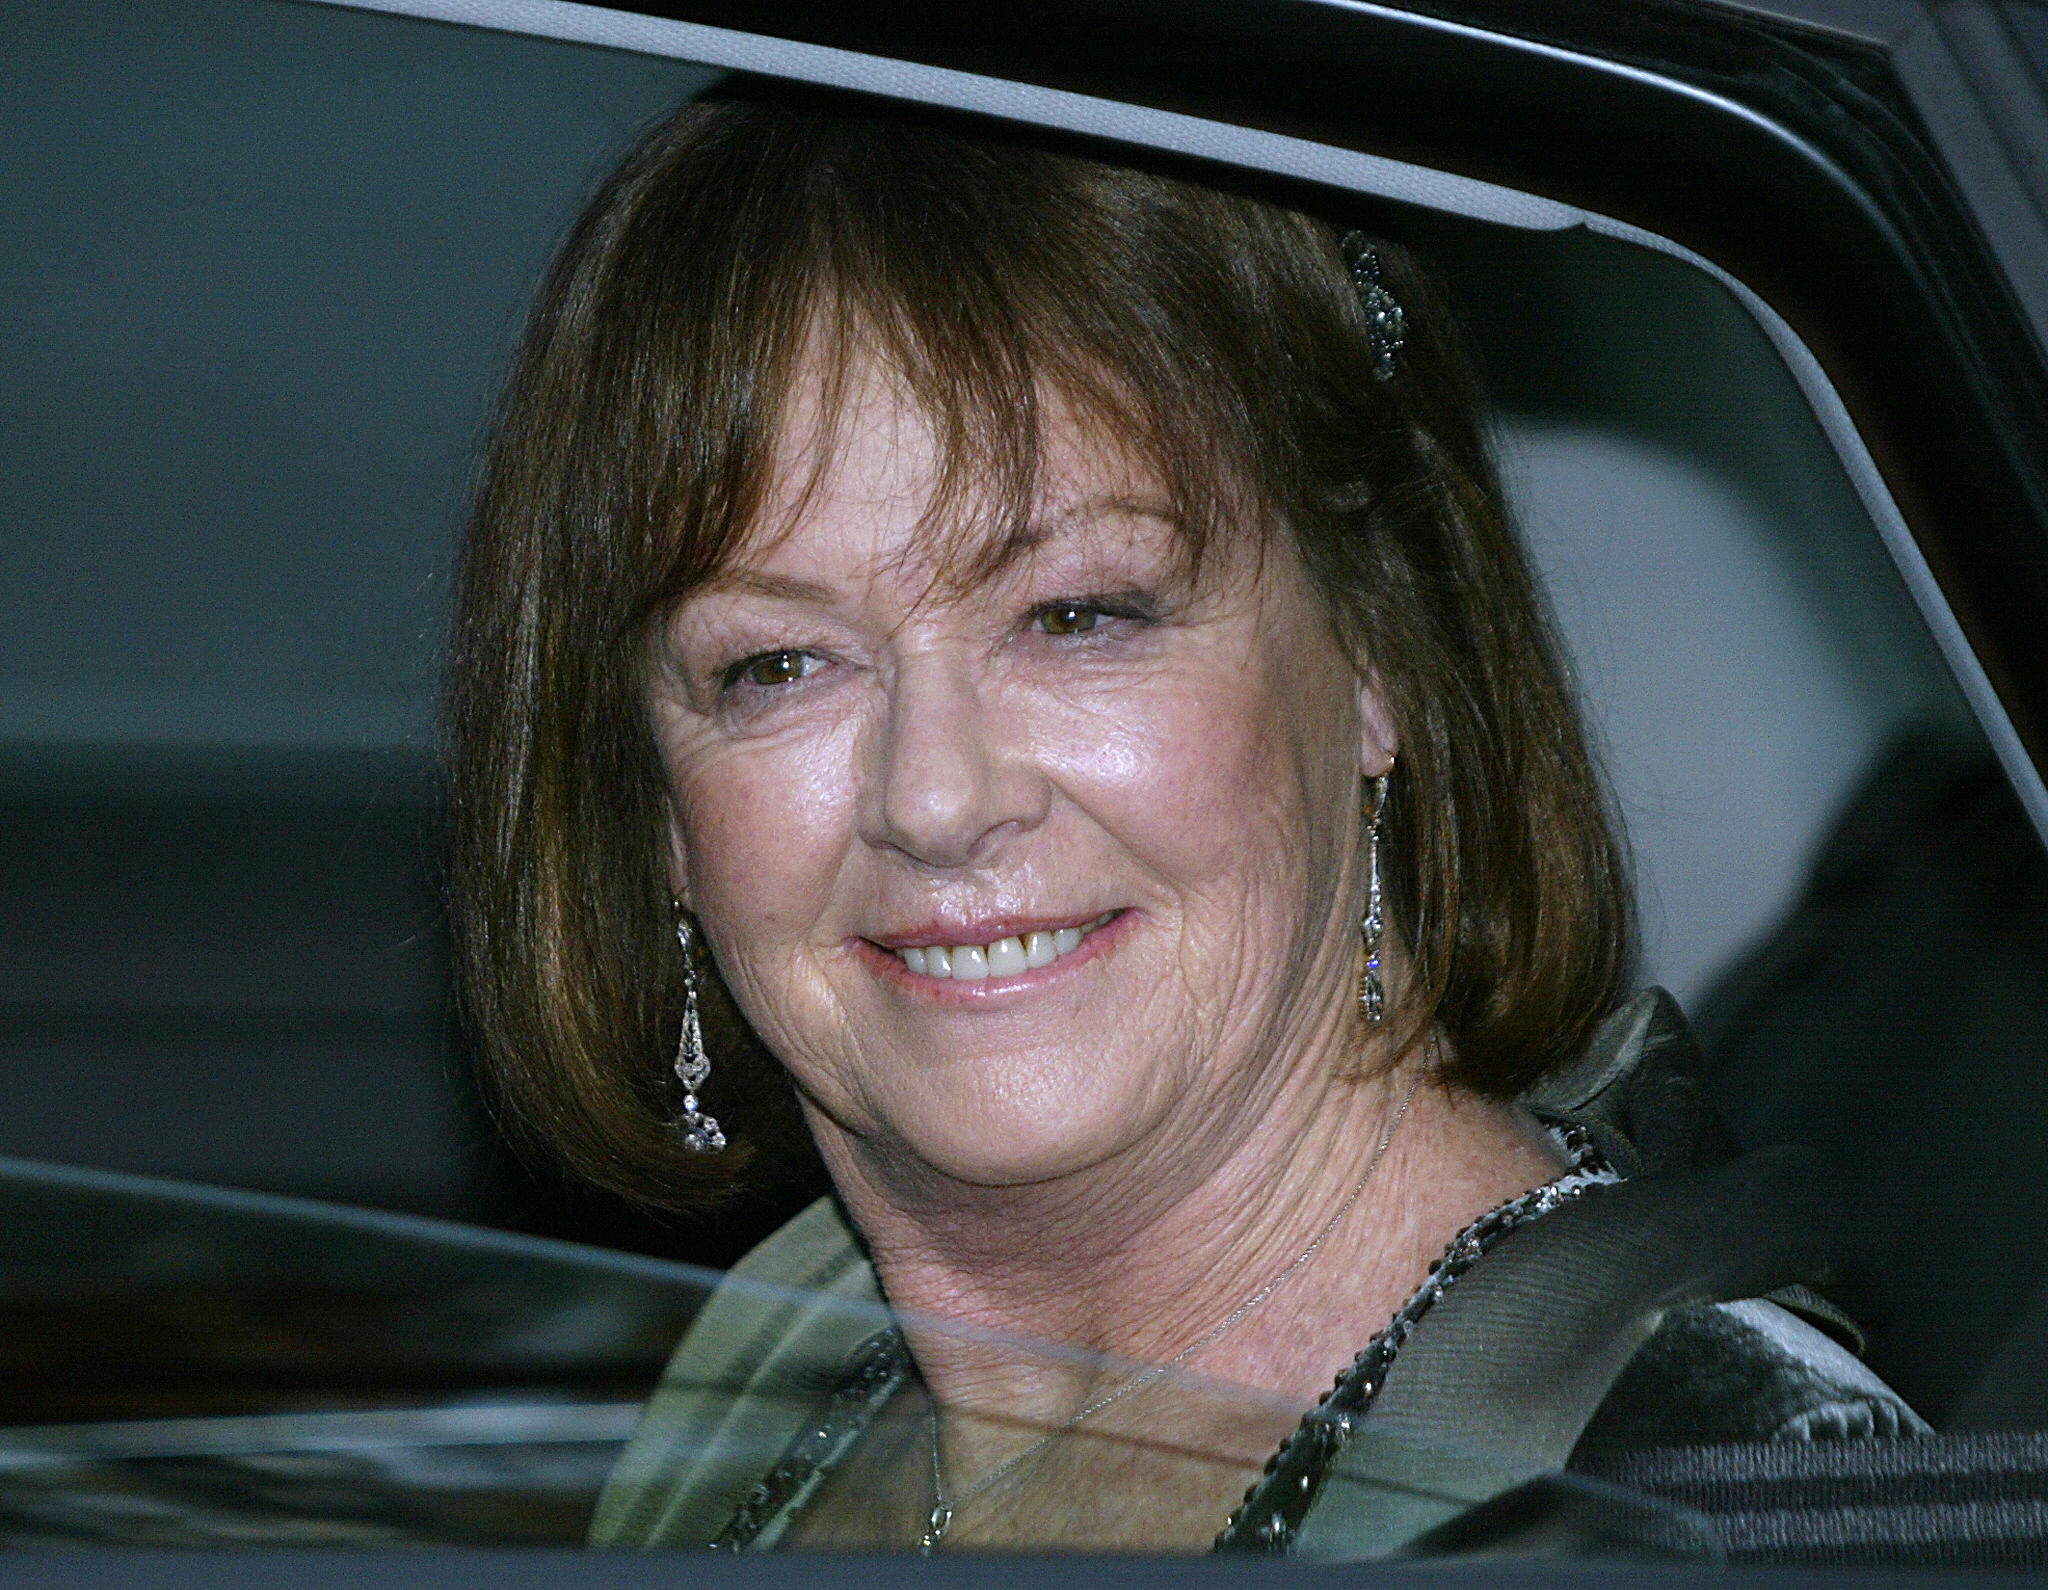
left=897, top=914, right=1112, bottom=980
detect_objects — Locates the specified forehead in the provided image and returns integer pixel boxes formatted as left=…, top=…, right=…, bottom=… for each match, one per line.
left=725, top=337, right=1206, bottom=599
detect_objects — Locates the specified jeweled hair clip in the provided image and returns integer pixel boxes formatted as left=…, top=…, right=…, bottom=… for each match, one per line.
left=1341, top=231, right=1407, bottom=382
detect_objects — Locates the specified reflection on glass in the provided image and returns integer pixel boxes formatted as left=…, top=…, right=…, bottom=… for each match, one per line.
left=5, top=0, right=2048, bottom=1572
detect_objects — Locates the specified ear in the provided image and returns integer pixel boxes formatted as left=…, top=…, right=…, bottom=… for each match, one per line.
left=1357, top=671, right=1399, bottom=780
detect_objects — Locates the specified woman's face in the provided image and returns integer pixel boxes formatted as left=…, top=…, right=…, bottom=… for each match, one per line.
left=649, top=354, right=1397, bottom=1192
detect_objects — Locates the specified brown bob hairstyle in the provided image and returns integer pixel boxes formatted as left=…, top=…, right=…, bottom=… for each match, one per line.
left=445, top=81, right=1633, bottom=1212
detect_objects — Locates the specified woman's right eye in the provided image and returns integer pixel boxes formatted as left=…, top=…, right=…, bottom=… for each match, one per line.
left=722, top=650, right=823, bottom=690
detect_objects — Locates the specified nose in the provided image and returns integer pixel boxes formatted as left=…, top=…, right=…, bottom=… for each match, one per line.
left=862, top=652, right=1048, bottom=869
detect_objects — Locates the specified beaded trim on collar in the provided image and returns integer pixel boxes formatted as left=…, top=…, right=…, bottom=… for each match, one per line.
left=1213, top=1125, right=1617, bottom=1552
left=708, top=1325, right=911, bottom=1551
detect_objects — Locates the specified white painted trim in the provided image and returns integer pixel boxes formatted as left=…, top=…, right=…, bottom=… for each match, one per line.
left=292, top=0, right=1581, bottom=230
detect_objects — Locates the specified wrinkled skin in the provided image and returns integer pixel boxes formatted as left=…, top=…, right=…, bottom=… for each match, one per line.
left=645, top=351, right=1564, bottom=1550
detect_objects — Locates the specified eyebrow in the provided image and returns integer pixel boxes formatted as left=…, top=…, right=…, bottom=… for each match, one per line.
left=980, top=494, right=1181, bottom=572
left=702, top=496, right=1182, bottom=601
left=1039, top=494, right=1177, bottom=536
left=701, top=569, right=840, bottom=603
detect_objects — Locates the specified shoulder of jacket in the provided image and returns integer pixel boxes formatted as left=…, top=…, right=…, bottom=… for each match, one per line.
left=589, top=1196, right=885, bottom=1547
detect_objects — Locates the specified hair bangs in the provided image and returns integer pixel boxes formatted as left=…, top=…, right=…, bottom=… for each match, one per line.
left=639, top=104, right=1269, bottom=620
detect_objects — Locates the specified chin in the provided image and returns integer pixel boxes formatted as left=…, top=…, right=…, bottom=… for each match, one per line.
left=881, top=1082, right=1160, bottom=1190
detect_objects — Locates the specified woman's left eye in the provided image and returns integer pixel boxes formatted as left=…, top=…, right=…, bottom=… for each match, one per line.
left=1034, top=598, right=1149, bottom=637
left=723, top=650, right=824, bottom=690
left=1036, top=604, right=1105, bottom=636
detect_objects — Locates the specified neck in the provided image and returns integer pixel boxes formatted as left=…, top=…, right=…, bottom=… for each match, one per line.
left=808, top=1034, right=1565, bottom=1452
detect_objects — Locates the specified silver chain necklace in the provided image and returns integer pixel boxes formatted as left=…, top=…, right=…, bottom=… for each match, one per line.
left=917, top=1069, right=1423, bottom=1554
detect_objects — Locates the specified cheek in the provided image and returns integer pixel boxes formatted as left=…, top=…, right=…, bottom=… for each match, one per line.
left=671, top=724, right=860, bottom=948
left=1038, top=654, right=1348, bottom=902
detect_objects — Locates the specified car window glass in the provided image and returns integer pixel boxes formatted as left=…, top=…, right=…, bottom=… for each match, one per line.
left=4, top=0, right=2045, bottom=1556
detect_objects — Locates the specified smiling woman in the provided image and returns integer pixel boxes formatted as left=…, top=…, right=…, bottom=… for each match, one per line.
left=649, top=367, right=1394, bottom=1197
left=444, top=81, right=1921, bottom=1555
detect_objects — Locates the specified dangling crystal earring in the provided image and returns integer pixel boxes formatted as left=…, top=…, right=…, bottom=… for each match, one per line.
left=1358, top=775, right=1389, bottom=1025
left=673, top=911, right=726, bottom=1153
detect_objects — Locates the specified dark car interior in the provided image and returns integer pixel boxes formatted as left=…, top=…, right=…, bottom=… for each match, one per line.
left=6, top=0, right=2048, bottom=1570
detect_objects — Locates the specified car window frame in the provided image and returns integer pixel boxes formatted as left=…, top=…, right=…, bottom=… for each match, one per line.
left=315, top=0, right=2048, bottom=844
